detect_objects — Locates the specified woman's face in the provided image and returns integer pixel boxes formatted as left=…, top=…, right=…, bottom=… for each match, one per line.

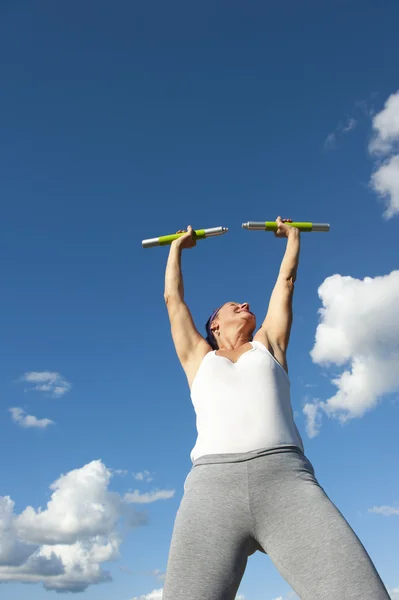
left=212, top=302, right=256, bottom=334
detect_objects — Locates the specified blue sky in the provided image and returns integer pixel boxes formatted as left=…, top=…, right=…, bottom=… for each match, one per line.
left=0, top=1, right=398, bottom=599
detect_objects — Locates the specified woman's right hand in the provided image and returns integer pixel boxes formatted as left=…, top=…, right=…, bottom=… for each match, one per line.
left=173, top=225, right=197, bottom=250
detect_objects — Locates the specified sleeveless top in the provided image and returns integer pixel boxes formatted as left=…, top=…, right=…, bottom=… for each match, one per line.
left=190, top=340, right=304, bottom=463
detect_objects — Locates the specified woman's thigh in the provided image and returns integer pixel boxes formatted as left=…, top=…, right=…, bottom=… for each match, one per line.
left=163, top=464, right=253, bottom=600
left=250, top=453, right=390, bottom=600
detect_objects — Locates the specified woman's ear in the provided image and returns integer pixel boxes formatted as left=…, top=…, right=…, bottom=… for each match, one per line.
left=210, top=320, right=219, bottom=336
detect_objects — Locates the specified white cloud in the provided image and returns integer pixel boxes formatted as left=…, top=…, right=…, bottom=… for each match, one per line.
left=133, top=470, right=153, bottom=482
left=369, top=505, right=399, bottom=516
left=0, top=460, right=154, bottom=592
left=15, top=461, right=126, bottom=545
left=305, top=271, right=399, bottom=434
left=130, top=590, right=164, bottom=600
left=272, top=592, right=298, bottom=600
left=0, top=540, right=112, bottom=592
left=9, top=407, right=54, bottom=429
left=369, top=91, right=399, bottom=154
left=369, top=90, right=399, bottom=219
left=0, top=497, right=38, bottom=566
left=371, top=154, right=399, bottom=219
left=20, top=371, right=71, bottom=397
left=129, top=591, right=246, bottom=600
left=303, top=401, right=322, bottom=438
left=390, top=588, right=399, bottom=600
left=124, top=489, right=175, bottom=504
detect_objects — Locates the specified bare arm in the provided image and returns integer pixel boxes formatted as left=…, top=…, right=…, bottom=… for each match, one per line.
left=164, top=228, right=210, bottom=372
left=254, top=219, right=300, bottom=367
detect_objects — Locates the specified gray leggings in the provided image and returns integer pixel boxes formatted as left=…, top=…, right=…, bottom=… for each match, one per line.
left=163, top=449, right=389, bottom=600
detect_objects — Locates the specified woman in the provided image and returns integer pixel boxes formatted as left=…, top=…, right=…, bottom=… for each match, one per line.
left=162, top=217, right=389, bottom=600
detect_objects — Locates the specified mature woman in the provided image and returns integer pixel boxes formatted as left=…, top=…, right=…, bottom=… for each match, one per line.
left=162, top=217, right=389, bottom=600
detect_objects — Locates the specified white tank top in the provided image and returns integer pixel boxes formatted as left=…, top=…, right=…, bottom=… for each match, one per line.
left=190, top=340, right=303, bottom=463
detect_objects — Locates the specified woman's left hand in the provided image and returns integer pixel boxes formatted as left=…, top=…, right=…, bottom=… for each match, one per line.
left=274, top=216, right=296, bottom=238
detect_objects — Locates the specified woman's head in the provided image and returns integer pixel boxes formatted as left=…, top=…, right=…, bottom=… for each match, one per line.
left=205, top=302, right=256, bottom=349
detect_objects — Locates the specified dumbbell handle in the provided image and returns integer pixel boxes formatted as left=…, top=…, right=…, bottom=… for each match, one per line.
left=142, top=226, right=228, bottom=248
left=242, top=222, right=330, bottom=232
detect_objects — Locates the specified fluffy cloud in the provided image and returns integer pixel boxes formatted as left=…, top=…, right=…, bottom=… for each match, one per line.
left=9, top=407, right=54, bottom=429
left=0, top=497, right=38, bottom=566
left=369, top=90, right=399, bottom=219
left=369, top=91, right=399, bottom=154
left=129, top=591, right=246, bottom=600
left=304, top=271, right=399, bottom=435
left=15, top=461, right=126, bottom=545
left=0, top=460, right=167, bottom=593
left=124, top=490, right=175, bottom=504
left=371, top=154, right=399, bottom=219
left=272, top=593, right=298, bottom=600
left=390, top=588, right=399, bottom=600
left=20, top=371, right=71, bottom=397
left=130, top=590, right=164, bottom=600
left=369, top=505, right=399, bottom=516
left=0, top=541, right=112, bottom=592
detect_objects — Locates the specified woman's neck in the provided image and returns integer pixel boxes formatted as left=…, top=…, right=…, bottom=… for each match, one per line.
left=217, top=333, right=251, bottom=351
